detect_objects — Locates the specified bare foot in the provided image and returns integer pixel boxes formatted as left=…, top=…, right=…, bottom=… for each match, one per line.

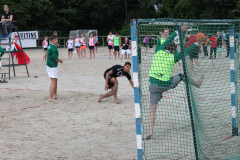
left=49, top=99, right=56, bottom=102
left=145, top=133, right=153, bottom=140
left=97, top=95, right=103, bottom=102
left=114, top=98, right=121, bottom=104
left=53, top=95, right=59, bottom=99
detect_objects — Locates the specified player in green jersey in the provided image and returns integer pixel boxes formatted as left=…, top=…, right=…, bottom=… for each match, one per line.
left=46, top=35, right=63, bottom=102
left=146, top=26, right=205, bottom=139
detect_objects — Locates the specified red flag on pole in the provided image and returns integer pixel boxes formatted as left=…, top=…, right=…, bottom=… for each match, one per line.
left=14, top=43, right=30, bottom=65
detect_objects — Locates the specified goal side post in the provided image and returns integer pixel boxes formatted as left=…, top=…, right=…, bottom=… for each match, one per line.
left=131, top=19, right=142, bottom=160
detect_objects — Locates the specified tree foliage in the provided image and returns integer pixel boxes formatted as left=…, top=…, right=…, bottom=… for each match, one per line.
left=0, top=0, right=240, bottom=36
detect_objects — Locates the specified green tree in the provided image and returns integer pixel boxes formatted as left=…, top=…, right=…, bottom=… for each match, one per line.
left=0, top=0, right=32, bottom=30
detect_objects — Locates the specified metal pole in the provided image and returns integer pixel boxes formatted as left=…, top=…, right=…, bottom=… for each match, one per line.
left=9, top=28, right=15, bottom=78
left=131, top=19, right=142, bottom=160
left=230, top=24, right=238, bottom=136
left=17, top=28, right=29, bottom=77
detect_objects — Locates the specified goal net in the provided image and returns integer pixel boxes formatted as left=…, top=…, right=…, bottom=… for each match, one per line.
left=132, top=18, right=240, bottom=159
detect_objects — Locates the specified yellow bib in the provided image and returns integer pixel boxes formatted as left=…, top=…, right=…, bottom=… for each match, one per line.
left=149, top=50, right=175, bottom=81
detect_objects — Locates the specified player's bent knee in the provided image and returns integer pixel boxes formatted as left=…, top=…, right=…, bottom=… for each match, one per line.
left=113, top=80, right=118, bottom=85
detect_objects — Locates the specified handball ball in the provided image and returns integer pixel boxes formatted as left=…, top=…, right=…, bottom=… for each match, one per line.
left=196, top=32, right=205, bottom=40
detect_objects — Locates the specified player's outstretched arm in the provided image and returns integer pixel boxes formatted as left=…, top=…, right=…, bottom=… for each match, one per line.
left=129, top=80, right=134, bottom=89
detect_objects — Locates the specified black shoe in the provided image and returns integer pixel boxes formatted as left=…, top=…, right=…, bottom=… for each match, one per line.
left=209, top=57, right=212, bottom=59
left=225, top=55, right=229, bottom=57
left=214, top=57, right=216, bottom=59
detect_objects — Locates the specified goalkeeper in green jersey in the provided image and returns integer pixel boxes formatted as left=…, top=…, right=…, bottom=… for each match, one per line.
left=145, top=26, right=205, bottom=139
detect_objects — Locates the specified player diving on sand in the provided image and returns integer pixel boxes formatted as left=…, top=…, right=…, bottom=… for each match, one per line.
left=97, top=62, right=134, bottom=104
left=145, top=25, right=205, bottom=139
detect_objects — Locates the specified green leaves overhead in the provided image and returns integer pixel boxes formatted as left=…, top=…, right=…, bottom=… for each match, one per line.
left=0, top=0, right=240, bottom=36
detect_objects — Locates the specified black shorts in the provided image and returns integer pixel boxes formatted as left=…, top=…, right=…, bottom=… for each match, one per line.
left=114, top=46, right=120, bottom=51
left=89, top=46, right=94, bottom=50
left=108, top=45, right=113, bottom=49
left=143, top=43, right=148, bottom=47
left=189, top=51, right=199, bottom=59
left=149, top=42, right=153, bottom=48
left=104, top=73, right=115, bottom=89
left=76, top=46, right=80, bottom=48
left=44, top=48, right=48, bottom=51
left=68, top=48, right=73, bottom=52
left=95, top=43, right=98, bottom=46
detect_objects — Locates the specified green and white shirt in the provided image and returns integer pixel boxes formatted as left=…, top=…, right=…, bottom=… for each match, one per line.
left=46, top=43, right=59, bottom=68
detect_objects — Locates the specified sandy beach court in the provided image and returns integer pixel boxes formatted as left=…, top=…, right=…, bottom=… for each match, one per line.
left=0, top=47, right=137, bottom=159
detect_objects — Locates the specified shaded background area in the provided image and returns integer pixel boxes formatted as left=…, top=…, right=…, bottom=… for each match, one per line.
left=1, top=0, right=240, bottom=36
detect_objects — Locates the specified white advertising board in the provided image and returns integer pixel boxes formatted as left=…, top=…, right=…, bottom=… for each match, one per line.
left=11, top=31, right=39, bottom=48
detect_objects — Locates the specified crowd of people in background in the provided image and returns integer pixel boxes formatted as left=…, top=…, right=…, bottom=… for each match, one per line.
left=142, top=29, right=239, bottom=61
left=42, top=30, right=132, bottom=61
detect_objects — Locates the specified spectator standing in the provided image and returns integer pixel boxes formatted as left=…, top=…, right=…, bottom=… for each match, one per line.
left=143, top=33, right=148, bottom=50
left=80, top=34, right=87, bottom=58
left=149, top=33, right=154, bottom=48
left=74, top=35, right=81, bottom=59
left=94, top=34, right=98, bottom=53
left=112, top=32, right=121, bottom=59
left=188, top=31, right=201, bottom=70
left=88, top=34, right=98, bottom=59
left=202, top=33, right=209, bottom=58
left=121, top=37, right=131, bottom=61
left=222, top=31, right=226, bottom=50
left=66, top=36, right=74, bottom=59
left=225, top=31, right=230, bottom=57
left=107, top=31, right=114, bottom=59
left=209, top=34, right=217, bottom=59
left=216, top=32, right=222, bottom=60
left=42, top=36, right=48, bottom=61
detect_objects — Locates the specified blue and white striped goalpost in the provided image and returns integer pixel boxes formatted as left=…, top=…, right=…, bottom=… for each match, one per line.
left=131, top=19, right=142, bottom=160
left=230, top=25, right=238, bottom=136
